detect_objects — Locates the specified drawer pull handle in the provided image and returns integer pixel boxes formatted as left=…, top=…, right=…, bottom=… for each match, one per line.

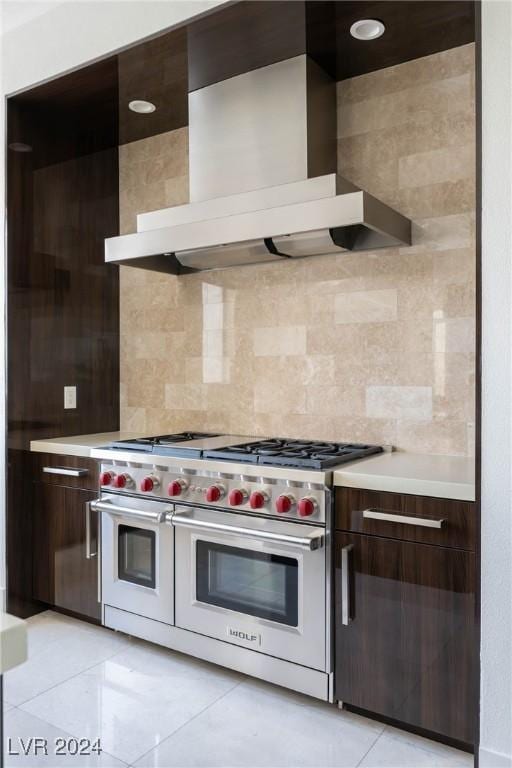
left=341, top=544, right=353, bottom=626
left=362, top=509, right=445, bottom=529
left=85, top=502, right=97, bottom=560
left=43, top=466, right=89, bottom=478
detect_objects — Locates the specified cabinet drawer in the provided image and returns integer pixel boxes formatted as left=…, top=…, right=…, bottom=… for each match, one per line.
left=33, top=453, right=99, bottom=491
left=334, top=531, right=476, bottom=745
left=335, top=487, right=475, bottom=550
left=32, top=483, right=100, bottom=621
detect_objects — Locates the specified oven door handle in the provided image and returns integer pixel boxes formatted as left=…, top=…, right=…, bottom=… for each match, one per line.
left=90, top=499, right=168, bottom=524
left=172, top=512, right=324, bottom=551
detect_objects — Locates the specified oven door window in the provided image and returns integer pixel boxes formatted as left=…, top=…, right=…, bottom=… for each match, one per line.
left=196, top=541, right=298, bottom=627
left=118, top=525, right=156, bottom=589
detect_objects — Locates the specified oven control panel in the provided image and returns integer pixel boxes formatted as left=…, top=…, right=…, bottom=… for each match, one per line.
left=99, top=463, right=326, bottom=523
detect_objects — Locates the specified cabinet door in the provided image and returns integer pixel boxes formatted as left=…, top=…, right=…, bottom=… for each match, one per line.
left=33, top=484, right=100, bottom=621
left=335, top=532, right=476, bottom=746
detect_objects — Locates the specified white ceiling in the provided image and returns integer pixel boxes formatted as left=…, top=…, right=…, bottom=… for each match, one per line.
left=1, top=0, right=67, bottom=34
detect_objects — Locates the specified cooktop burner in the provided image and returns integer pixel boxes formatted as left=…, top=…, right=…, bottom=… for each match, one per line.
left=203, top=438, right=383, bottom=469
left=107, top=433, right=382, bottom=469
left=109, top=432, right=220, bottom=456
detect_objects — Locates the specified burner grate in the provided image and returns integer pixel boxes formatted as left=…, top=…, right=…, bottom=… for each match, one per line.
left=204, top=439, right=383, bottom=469
left=106, top=433, right=383, bottom=469
left=109, top=431, right=220, bottom=452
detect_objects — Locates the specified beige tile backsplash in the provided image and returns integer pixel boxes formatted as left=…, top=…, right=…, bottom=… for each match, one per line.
left=119, top=44, right=476, bottom=456
left=334, top=289, right=398, bottom=325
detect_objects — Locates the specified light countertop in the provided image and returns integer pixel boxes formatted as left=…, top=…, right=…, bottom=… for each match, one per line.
left=30, top=434, right=476, bottom=501
left=333, top=452, right=475, bottom=502
left=30, top=432, right=150, bottom=458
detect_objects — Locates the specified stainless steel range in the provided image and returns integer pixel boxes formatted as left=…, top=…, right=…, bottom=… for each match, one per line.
left=91, top=433, right=382, bottom=701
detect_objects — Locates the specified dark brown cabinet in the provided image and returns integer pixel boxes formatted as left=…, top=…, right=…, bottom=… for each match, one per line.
left=7, top=80, right=119, bottom=619
left=32, top=482, right=100, bottom=621
left=334, top=488, right=476, bottom=748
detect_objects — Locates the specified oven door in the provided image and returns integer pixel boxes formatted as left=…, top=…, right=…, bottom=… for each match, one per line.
left=95, top=495, right=174, bottom=625
left=173, top=506, right=326, bottom=670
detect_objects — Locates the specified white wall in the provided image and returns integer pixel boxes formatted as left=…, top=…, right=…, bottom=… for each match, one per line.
left=1, top=1, right=225, bottom=96
left=0, top=1, right=226, bottom=604
left=480, top=1, right=512, bottom=766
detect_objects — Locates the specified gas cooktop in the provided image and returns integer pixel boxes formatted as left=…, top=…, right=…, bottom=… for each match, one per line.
left=203, top=438, right=383, bottom=469
left=109, top=432, right=221, bottom=457
left=107, top=432, right=382, bottom=469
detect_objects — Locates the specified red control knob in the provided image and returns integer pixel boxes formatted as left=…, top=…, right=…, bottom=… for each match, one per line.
left=140, top=477, right=155, bottom=493
left=276, top=494, right=294, bottom=514
left=113, top=473, right=130, bottom=489
left=168, top=479, right=187, bottom=497
left=206, top=484, right=224, bottom=503
left=100, top=471, right=114, bottom=487
left=249, top=491, right=267, bottom=510
left=229, top=489, right=246, bottom=506
left=298, top=497, right=317, bottom=517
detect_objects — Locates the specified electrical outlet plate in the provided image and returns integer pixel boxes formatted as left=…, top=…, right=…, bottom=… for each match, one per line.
left=64, top=386, right=77, bottom=409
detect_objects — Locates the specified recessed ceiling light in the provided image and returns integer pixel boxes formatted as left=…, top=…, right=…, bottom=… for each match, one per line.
left=9, top=142, right=32, bottom=153
left=128, top=100, right=156, bottom=114
left=350, top=19, right=385, bottom=41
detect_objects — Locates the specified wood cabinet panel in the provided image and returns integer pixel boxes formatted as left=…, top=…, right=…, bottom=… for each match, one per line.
left=187, top=2, right=308, bottom=92
left=7, top=449, right=37, bottom=618
left=7, top=89, right=118, bottom=617
left=32, top=482, right=54, bottom=606
left=33, top=483, right=100, bottom=621
left=187, top=1, right=474, bottom=90
left=334, top=531, right=476, bottom=746
left=334, top=2, right=474, bottom=81
left=33, top=453, right=99, bottom=491
left=335, top=487, right=475, bottom=551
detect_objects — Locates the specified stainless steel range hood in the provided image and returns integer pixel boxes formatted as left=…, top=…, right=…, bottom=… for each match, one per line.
left=106, top=55, right=411, bottom=274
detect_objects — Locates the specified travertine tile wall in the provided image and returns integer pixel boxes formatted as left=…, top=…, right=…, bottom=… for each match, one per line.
left=119, top=44, right=476, bottom=455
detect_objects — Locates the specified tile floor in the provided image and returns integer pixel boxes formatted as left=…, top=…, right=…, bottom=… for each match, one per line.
left=4, top=611, right=473, bottom=768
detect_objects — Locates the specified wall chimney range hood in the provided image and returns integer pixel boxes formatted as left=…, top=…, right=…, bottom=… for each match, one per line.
left=105, top=56, right=411, bottom=274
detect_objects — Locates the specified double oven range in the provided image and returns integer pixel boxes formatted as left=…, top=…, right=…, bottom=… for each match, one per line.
left=91, top=433, right=382, bottom=701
